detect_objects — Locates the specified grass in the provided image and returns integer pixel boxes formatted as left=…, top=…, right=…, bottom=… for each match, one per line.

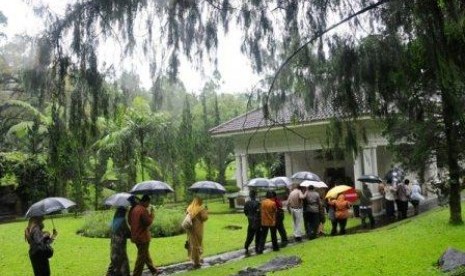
left=2, top=203, right=462, bottom=275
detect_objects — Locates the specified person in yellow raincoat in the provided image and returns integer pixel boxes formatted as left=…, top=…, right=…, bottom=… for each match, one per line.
left=186, top=197, right=209, bottom=269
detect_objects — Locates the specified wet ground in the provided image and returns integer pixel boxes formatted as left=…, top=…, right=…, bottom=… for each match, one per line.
left=144, top=196, right=441, bottom=275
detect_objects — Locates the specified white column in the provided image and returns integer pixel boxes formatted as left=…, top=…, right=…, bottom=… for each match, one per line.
left=362, top=147, right=379, bottom=195
left=235, top=154, right=243, bottom=190
left=240, top=154, right=249, bottom=190
left=353, top=151, right=363, bottom=190
left=284, top=152, right=293, bottom=176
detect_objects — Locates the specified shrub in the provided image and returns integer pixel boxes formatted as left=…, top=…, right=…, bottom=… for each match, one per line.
left=77, top=211, right=113, bottom=238
left=77, top=206, right=185, bottom=238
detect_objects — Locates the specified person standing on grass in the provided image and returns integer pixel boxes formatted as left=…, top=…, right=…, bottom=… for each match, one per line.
left=25, top=216, right=57, bottom=276
left=243, top=189, right=261, bottom=255
left=396, top=179, right=411, bottom=220
left=107, top=206, right=131, bottom=276
left=186, top=197, right=209, bottom=269
left=258, top=191, right=279, bottom=253
left=304, top=185, right=321, bottom=239
left=271, top=191, right=288, bottom=247
left=128, top=195, right=159, bottom=276
left=410, top=180, right=425, bottom=215
left=383, top=180, right=397, bottom=221
left=358, top=183, right=375, bottom=229
left=286, top=183, right=307, bottom=242
left=329, top=193, right=351, bottom=235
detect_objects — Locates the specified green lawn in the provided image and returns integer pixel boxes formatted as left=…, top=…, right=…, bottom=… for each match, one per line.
left=2, top=203, right=461, bottom=275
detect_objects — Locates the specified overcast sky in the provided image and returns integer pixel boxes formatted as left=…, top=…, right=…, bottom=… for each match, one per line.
left=1, top=0, right=261, bottom=94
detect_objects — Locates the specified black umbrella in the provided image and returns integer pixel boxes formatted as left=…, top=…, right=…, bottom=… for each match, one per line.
left=25, top=197, right=76, bottom=218
left=104, top=192, right=133, bottom=207
left=357, top=175, right=383, bottom=184
left=130, top=180, right=174, bottom=195
left=270, top=177, right=292, bottom=188
left=291, top=171, right=321, bottom=182
left=385, top=168, right=405, bottom=183
left=247, top=178, right=274, bottom=189
left=188, top=181, right=226, bottom=195
left=25, top=197, right=76, bottom=229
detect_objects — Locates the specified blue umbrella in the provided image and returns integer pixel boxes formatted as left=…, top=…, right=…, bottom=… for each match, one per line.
left=291, top=171, right=321, bottom=182
left=130, top=180, right=174, bottom=195
left=189, top=181, right=226, bottom=195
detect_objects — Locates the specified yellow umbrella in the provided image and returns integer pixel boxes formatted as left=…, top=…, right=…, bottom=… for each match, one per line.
left=325, top=185, right=352, bottom=199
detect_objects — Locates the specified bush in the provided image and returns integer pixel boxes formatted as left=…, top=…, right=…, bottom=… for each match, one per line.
left=77, top=206, right=185, bottom=238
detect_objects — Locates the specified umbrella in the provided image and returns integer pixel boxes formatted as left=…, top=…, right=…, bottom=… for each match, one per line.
left=188, top=181, right=226, bottom=195
left=25, top=197, right=76, bottom=218
left=270, top=177, right=292, bottom=188
left=247, top=178, right=274, bottom=189
left=104, top=192, right=133, bottom=207
left=300, top=180, right=328, bottom=188
left=130, top=180, right=174, bottom=195
left=25, top=197, right=76, bottom=229
left=357, top=175, right=382, bottom=184
left=291, top=171, right=321, bottom=182
left=385, top=167, right=405, bottom=183
left=325, top=185, right=353, bottom=199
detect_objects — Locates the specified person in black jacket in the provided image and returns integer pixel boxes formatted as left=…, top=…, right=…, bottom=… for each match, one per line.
left=25, top=216, right=57, bottom=276
left=243, top=189, right=261, bottom=255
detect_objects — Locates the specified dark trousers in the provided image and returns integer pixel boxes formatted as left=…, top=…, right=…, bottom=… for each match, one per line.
left=360, top=207, right=375, bottom=228
left=330, top=219, right=338, bottom=235
left=275, top=215, right=288, bottom=244
left=410, top=200, right=420, bottom=215
left=259, top=226, right=279, bottom=252
left=396, top=200, right=408, bottom=219
left=244, top=224, right=260, bottom=253
left=336, top=218, right=347, bottom=235
left=303, top=211, right=309, bottom=236
left=385, top=200, right=396, bottom=220
left=30, top=252, right=50, bottom=276
left=306, top=212, right=320, bottom=239
left=133, top=242, right=157, bottom=276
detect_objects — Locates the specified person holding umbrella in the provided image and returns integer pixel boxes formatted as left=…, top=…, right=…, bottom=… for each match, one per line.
left=105, top=193, right=135, bottom=276
left=186, top=196, right=209, bottom=269
left=243, top=189, right=261, bottom=256
left=287, top=183, right=307, bottom=242
left=328, top=193, right=351, bottom=235
left=357, top=183, right=375, bottom=229
left=271, top=191, right=288, bottom=247
left=257, top=191, right=279, bottom=253
left=25, top=216, right=57, bottom=276
left=128, top=195, right=159, bottom=276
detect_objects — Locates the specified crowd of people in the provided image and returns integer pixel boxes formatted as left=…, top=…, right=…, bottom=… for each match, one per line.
left=24, top=178, right=426, bottom=276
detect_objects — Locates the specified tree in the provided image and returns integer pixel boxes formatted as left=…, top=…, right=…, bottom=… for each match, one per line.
left=178, top=95, right=197, bottom=194
left=40, top=0, right=465, bottom=223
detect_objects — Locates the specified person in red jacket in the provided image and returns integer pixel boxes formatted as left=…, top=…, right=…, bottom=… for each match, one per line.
left=128, top=195, right=159, bottom=276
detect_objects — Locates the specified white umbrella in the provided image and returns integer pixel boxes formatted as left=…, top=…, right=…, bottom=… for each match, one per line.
left=300, top=180, right=328, bottom=188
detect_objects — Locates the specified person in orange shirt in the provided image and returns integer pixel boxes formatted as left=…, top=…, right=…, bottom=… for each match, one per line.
left=128, top=195, right=159, bottom=276
left=257, top=191, right=279, bottom=253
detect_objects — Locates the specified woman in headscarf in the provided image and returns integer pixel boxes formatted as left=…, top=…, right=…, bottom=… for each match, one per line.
left=186, top=197, right=209, bottom=269
left=25, top=216, right=57, bottom=276
left=106, top=206, right=131, bottom=276
left=329, top=193, right=351, bottom=235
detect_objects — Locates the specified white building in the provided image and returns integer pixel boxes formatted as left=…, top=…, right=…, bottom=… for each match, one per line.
left=210, top=104, right=437, bottom=212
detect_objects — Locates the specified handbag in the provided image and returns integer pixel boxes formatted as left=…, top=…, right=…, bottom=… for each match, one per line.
left=38, top=240, right=54, bottom=259
left=181, top=213, right=193, bottom=230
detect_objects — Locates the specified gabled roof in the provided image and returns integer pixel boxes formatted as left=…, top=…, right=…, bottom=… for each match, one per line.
left=210, top=100, right=340, bottom=136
